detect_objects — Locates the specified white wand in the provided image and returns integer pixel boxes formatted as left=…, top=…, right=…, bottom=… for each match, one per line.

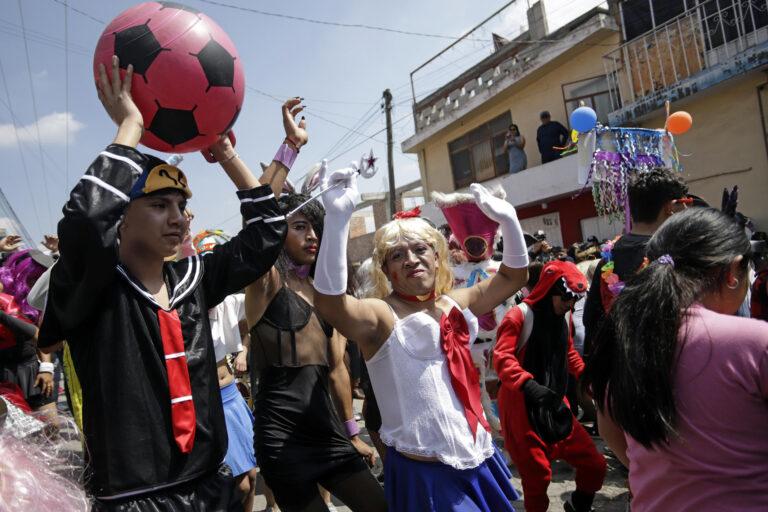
left=287, top=150, right=378, bottom=217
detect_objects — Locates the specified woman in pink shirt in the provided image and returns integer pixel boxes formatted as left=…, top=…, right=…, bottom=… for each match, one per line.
left=585, top=207, right=768, bottom=511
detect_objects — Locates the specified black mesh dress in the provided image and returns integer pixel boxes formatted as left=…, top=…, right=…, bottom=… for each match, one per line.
left=250, top=286, right=364, bottom=484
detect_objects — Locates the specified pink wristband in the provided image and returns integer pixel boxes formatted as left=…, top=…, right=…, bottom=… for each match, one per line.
left=273, top=143, right=298, bottom=170
left=344, top=418, right=360, bottom=438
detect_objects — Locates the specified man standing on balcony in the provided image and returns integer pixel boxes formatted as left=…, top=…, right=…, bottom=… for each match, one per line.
left=536, top=111, right=569, bottom=164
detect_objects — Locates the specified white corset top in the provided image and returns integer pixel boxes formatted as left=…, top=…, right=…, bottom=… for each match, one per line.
left=365, top=296, right=495, bottom=470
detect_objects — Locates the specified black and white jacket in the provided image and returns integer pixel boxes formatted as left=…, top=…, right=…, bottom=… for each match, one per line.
left=39, top=144, right=286, bottom=499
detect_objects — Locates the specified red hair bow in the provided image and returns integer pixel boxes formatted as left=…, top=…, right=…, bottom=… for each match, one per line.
left=393, top=206, right=422, bottom=219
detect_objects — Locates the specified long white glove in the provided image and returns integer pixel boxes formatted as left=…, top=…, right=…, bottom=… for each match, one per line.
left=470, top=183, right=529, bottom=269
left=313, top=161, right=360, bottom=295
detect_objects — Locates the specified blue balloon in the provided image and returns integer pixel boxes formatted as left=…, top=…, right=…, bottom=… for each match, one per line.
left=570, top=106, right=597, bottom=133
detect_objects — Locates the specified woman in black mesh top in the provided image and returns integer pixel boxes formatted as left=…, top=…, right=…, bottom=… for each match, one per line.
left=244, top=193, right=386, bottom=512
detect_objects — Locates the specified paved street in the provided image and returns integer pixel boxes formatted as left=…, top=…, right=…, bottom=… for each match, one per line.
left=251, top=400, right=630, bottom=511
left=55, top=391, right=628, bottom=511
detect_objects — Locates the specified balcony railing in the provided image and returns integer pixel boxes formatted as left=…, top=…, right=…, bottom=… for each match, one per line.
left=604, top=0, right=768, bottom=110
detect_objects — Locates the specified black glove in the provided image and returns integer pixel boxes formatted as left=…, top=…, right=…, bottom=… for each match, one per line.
left=522, top=379, right=560, bottom=407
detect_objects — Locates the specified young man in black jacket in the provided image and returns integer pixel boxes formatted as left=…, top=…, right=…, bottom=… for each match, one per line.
left=38, top=56, right=307, bottom=510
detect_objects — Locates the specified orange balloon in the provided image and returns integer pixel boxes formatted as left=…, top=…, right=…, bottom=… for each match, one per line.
left=666, top=111, right=693, bottom=135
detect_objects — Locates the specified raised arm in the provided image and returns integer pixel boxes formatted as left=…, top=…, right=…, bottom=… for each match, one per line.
left=198, top=99, right=309, bottom=307
left=311, top=165, right=393, bottom=358
left=449, top=184, right=528, bottom=315
left=39, top=56, right=144, bottom=346
left=211, top=98, right=307, bottom=195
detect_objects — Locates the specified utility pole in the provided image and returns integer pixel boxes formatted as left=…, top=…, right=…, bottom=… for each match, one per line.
left=383, top=88, right=396, bottom=218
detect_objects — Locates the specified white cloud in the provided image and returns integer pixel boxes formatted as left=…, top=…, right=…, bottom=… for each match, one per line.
left=0, top=112, right=84, bottom=148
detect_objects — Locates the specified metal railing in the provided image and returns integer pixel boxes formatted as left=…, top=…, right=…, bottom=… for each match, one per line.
left=604, top=0, right=768, bottom=109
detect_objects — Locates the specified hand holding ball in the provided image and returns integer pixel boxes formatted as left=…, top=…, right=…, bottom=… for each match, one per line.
left=570, top=106, right=597, bottom=133
left=94, top=2, right=244, bottom=153
left=666, top=111, right=693, bottom=135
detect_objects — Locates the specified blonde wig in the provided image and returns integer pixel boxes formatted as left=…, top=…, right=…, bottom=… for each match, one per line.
left=370, top=217, right=454, bottom=299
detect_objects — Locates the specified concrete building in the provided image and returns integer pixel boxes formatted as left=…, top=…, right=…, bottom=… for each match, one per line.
left=402, top=0, right=768, bottom=245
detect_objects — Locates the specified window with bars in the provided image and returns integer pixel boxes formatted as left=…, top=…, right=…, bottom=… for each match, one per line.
left=448, top=111, right=512, bottom=189
left=620, top=0, right=768, bottom=47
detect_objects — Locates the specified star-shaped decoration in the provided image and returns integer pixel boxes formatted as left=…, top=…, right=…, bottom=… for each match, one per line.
left=358, top=149, right=378, bottom=178
left=365, top=149, right=377, bottom=170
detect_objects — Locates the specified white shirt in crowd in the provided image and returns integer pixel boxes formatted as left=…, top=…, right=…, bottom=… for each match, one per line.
left=209, top=293, right=246, bottom=363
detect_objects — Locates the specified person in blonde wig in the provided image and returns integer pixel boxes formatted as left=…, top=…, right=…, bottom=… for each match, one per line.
left=368, top=217, right=454, bottom=300
left=312, top=162, right=530, bottom=511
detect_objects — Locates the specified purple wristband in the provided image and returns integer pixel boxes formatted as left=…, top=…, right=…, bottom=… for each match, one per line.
left=273, top=143, right=298, bottom=170
left=344, top=418, right=360, bottom=438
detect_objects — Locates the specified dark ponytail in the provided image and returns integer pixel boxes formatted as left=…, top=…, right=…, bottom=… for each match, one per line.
left=585, top=207, right=750, bottom=448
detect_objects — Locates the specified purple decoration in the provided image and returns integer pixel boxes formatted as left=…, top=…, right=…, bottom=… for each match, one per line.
left=0, top=250, right=46, bottom=323
left=285, top=257, right=311, bottom=279
left=656, top=254, right=675, bottom=267
left=607, top=282, right=625, bottom=295
left=586, top=126, right=683, bottom=232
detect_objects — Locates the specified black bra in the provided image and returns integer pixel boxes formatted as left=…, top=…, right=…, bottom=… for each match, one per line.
left=259, top=287, right=333, bottom=338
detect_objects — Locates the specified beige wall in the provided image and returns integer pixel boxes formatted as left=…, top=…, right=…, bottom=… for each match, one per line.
left=636, top=71, right=768, bottom=231
left=417, top=31, right=620, bottom=196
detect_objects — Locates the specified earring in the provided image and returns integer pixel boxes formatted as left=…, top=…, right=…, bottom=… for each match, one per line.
left=727, top=278, right=739, bottom=290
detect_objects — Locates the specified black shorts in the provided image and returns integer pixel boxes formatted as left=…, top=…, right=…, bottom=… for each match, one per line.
left=91, top=464, right=240, bottom=512
left=262, top=457, right=368, bottom=511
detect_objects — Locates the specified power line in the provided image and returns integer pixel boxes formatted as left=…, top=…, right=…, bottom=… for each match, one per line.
left=195, top=0, right=487, bottom=42
left=48, top=0, right=105, bottom=24
left=0, top=57, right=42, bottom=238
left=246, top=86, right=384, bottom=185
left=64, top=0, right=70, bottom=195
left=0, top=18, right=91, bottom=54
left=0, top=95, right=69, bottom=188
left=302, top=104, right=370, bottom=122
left=0, top=25, right=90, bottom=56
left=17, top=0, right=54, bottom=229
left=324, top=109, right=381, bottom=161
left=297, top=96, right=379, bottom=106
left=247, top=86, right=388, bottom=146
left=322, top=100, right=381, bottom=161
left=326, top=111, right=412, bottom=164
left=210, top=110, right=414, bottom=230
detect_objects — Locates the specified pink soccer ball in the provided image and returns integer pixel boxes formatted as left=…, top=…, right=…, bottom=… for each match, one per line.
left=94, top=2, right=245, bottom=153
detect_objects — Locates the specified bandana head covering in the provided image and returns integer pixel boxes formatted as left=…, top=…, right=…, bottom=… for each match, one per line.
left=524, top=260, right=587, bottom=306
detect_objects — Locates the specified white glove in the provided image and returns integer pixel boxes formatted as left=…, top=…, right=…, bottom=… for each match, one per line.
left=313, top=161, right=360, bottom=296
left=319, top=160, right=360, bottom=218
left=470, top=183, right=529, bottom=269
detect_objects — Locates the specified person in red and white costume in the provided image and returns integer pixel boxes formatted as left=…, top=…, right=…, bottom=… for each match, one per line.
left=312, top=163, right=529, bottom=511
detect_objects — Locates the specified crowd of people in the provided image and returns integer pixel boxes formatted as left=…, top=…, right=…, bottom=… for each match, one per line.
left=0, top=54, right=766, bottom=512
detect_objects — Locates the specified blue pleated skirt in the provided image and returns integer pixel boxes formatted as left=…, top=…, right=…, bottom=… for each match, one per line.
left=384, top=446, right=520, bottom=512
left=221, top=380, right=257, bottom=477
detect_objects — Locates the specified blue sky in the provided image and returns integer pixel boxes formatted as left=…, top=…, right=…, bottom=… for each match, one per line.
left=0, top=0, right=602, bottom=244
